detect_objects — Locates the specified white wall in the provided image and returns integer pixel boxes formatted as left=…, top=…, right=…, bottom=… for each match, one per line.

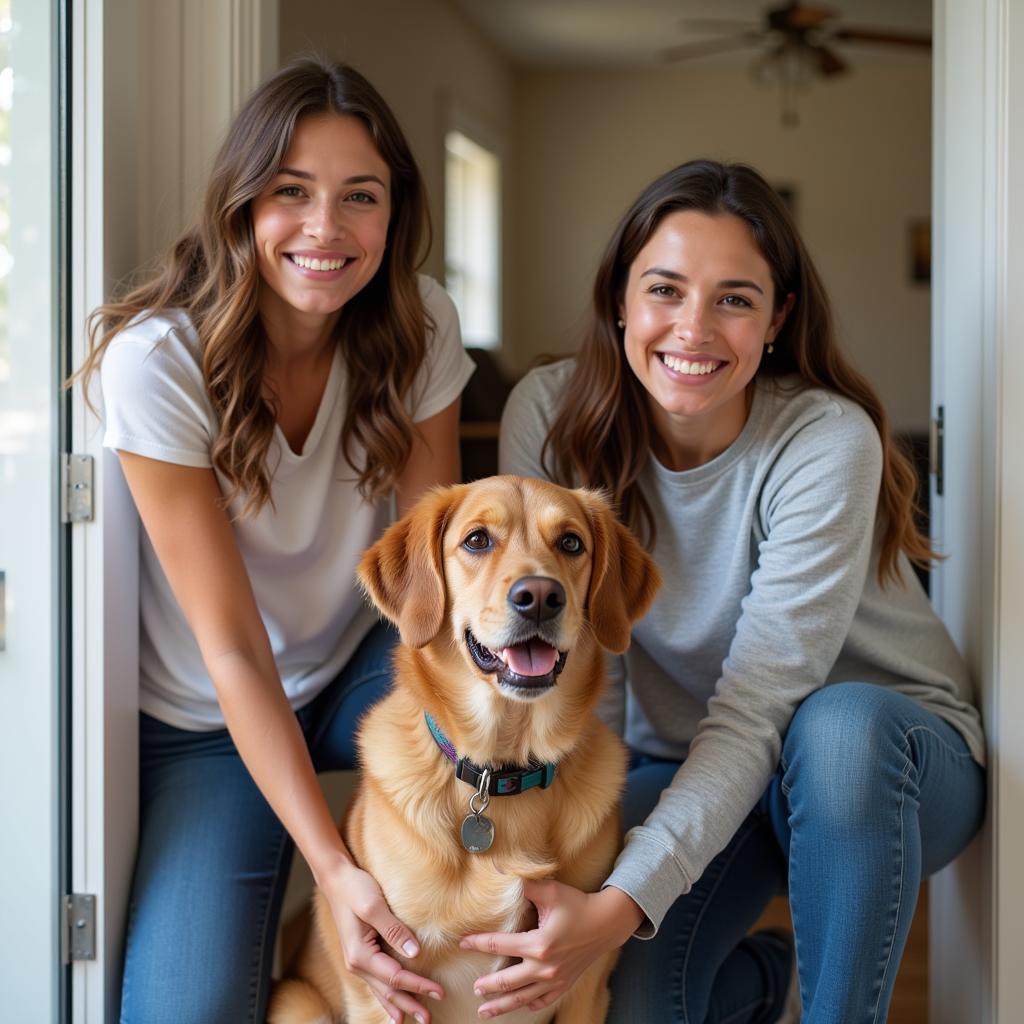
left=510, top=59, right=933, bottom=434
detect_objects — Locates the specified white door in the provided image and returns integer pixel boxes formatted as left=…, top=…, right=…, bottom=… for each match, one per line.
left=0, top=0, right=67, bottom=1017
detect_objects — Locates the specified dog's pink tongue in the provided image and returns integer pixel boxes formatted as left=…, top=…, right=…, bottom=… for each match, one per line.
left=502, top=639, right=558, bottom=677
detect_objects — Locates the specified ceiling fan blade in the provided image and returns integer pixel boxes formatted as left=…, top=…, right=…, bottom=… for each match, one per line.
left=811, top=42, right=849, bottom=76
left=769, top=3, right=837, bottom=32
left=661, top=32, right=764, bottom=63
left=834, top=27, right=932, bottom=49
left=681, top=18, right=762, bottom=32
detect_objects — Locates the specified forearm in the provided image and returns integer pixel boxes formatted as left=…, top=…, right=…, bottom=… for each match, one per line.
left=605, top=730, right=778, bottom=937
left=596, top=885, right=646, bottom=943
left=208, top=647, right=351, bottom=883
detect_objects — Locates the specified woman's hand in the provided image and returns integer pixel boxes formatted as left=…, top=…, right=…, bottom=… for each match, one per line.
left=320, top=859, right=445, bottom=1024
left=459, top=880, right=644, bottom=1019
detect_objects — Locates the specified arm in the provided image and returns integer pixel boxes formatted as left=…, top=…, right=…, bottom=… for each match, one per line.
left=396, top=396, right=462, bottom=516
left=605, top=404, right=885, bottom=935
left=117, top=452, right=444, bottom=1023
left=396, top=275, right=473, bottom=516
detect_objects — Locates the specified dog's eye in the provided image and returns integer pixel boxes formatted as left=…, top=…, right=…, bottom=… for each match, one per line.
left=559, top=532, right=584, bottom=555
left=463, top=529, right=491, bottom=552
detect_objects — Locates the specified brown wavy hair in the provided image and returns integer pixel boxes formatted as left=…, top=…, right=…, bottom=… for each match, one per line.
left=71, top=57, right=433, bottom=516
left=542, top=159, right=933, bottom=586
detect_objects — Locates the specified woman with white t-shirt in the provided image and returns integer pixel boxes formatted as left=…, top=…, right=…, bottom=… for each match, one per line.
left=73, top=58, right=471, bottom=1024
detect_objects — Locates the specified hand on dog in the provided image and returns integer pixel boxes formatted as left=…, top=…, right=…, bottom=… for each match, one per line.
left=322, top=860, right=445, bottom=1023
left=460, top=878, right=645, bottom=1019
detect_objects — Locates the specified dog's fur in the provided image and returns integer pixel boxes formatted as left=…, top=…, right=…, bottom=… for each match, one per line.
left=268, top=476, right=660, bottom=1024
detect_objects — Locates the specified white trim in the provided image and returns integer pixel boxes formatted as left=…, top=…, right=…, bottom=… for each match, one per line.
left=71, top=2, right=141, bottom=1020
left=992, top=0, right=1024, bottom=1016
left=930, top=1, right=1024, bottom=1020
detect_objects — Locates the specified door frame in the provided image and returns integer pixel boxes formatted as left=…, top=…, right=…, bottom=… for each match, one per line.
left=929, top=0, right=1023, bottom=1021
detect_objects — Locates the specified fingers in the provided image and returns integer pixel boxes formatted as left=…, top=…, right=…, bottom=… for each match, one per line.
left=364, top=973, right=436, bottom=1024
left=344, top=885, right=445, bottom=1002
left=478, top=980, right=553, bottom=1020
left=366, top=948, right=444, bottom=1002
left=329, top=867, right=446, bottom=1019
left=362, top=896, right=422, bottom=959
left=363, top=975, right=403, bottom=1024
left=342, top=922, right=444, bottom=1009
left=471, top=954, right=560, bottom=1020
left=472, top=960, right=538, bottom=998
left=460, top=929, right=537, bottom=958
left=522, top=877, right=557, bottom=905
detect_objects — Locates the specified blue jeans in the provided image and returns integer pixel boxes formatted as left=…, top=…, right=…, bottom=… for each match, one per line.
left=119, top=622, right=397, bottom=1024
left=608, top=683, right=985, bottom=1024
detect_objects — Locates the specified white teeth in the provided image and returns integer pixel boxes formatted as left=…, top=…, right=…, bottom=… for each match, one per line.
left=290, top=254, right=348, bottom=271
left=661, top=353, right=720, bottom=376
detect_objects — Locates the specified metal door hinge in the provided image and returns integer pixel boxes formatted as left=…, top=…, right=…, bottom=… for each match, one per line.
left=62, top=894, right=96, bottom=962
left=61, top=454, right=94, bottom=523
left=929, top=406, right=945, bottom=497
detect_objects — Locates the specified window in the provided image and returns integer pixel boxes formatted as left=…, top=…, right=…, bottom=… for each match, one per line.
left=444, top=129, right=500, bottom=349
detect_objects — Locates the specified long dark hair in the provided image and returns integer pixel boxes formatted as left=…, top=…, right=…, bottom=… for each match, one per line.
left=543, top=158, right=931, bottom=585
left=72, top=56, right=432, bottom=515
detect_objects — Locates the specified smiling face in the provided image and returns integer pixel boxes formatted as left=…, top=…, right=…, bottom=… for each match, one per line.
left=620, top=209, right=792, bottom=469
left=250, top=112, right=391, bottom=336
left=358, top=476, right=660, bottom=763
left=443, top=479, right=596, bottom=702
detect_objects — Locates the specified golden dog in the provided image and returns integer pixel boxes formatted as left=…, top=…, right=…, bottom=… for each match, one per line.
left=269, top=476, right=659, bottom=1024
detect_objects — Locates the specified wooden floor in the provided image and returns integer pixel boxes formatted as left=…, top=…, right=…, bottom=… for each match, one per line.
left=753, top=885, right=928, bottom=1022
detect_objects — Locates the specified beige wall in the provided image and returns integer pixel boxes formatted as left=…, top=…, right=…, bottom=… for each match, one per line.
left=278, top=2, right=931, bottom=433
left=510, top=60, right=933, bottom=433
left=279, top=0, right=515, bottom=318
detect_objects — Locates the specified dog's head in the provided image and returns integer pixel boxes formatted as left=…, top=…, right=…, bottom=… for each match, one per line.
left=358, top=476, right=659, bottom=709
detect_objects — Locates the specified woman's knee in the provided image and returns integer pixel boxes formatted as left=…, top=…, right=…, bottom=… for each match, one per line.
left=780, top=683, right=913, bottom=830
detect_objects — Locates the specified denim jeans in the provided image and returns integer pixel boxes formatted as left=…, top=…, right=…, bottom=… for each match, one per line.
left=608, top=683, right=985, bottom=1024
left=119, top=622, right=397, bottom=1024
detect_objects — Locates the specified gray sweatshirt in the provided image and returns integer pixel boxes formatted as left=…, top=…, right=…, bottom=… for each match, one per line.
left=499, top=359, right=984, bottom=936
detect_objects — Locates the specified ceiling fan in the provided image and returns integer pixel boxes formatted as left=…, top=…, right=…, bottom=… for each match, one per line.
left=661, top=2, right=931, bottom=125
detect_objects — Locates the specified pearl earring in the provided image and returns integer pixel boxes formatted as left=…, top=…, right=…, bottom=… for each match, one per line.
left=767, top=341, right=775, bottom=354
left=617, top=319, right=626, bottom=329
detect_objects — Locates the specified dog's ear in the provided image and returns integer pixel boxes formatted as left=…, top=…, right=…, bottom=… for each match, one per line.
left=579, top=489, right=661, bottom=654
left=358, top=485, right=464, bottom=648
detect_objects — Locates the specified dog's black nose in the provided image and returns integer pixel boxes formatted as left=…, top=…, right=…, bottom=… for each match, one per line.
left=508, top=576, right=566, bottom=623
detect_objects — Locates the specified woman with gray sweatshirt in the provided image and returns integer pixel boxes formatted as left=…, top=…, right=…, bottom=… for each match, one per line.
left=460, top=159, right=984, bottom=1024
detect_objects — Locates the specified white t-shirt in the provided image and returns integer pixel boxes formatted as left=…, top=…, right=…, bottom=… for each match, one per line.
left=100, top=275, right=474, bottom=730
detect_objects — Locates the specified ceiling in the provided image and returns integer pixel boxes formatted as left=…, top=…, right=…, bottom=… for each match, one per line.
left=451, top=0, right=932, bottom=69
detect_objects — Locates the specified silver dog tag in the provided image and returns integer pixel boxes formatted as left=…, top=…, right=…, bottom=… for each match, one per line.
left=461, top=813, right=495, bottom=853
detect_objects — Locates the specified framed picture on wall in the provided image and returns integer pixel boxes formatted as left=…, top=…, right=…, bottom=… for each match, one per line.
left=774, top=184, right=797, bottom=221
left=909, top=219, right=931, bottom=284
